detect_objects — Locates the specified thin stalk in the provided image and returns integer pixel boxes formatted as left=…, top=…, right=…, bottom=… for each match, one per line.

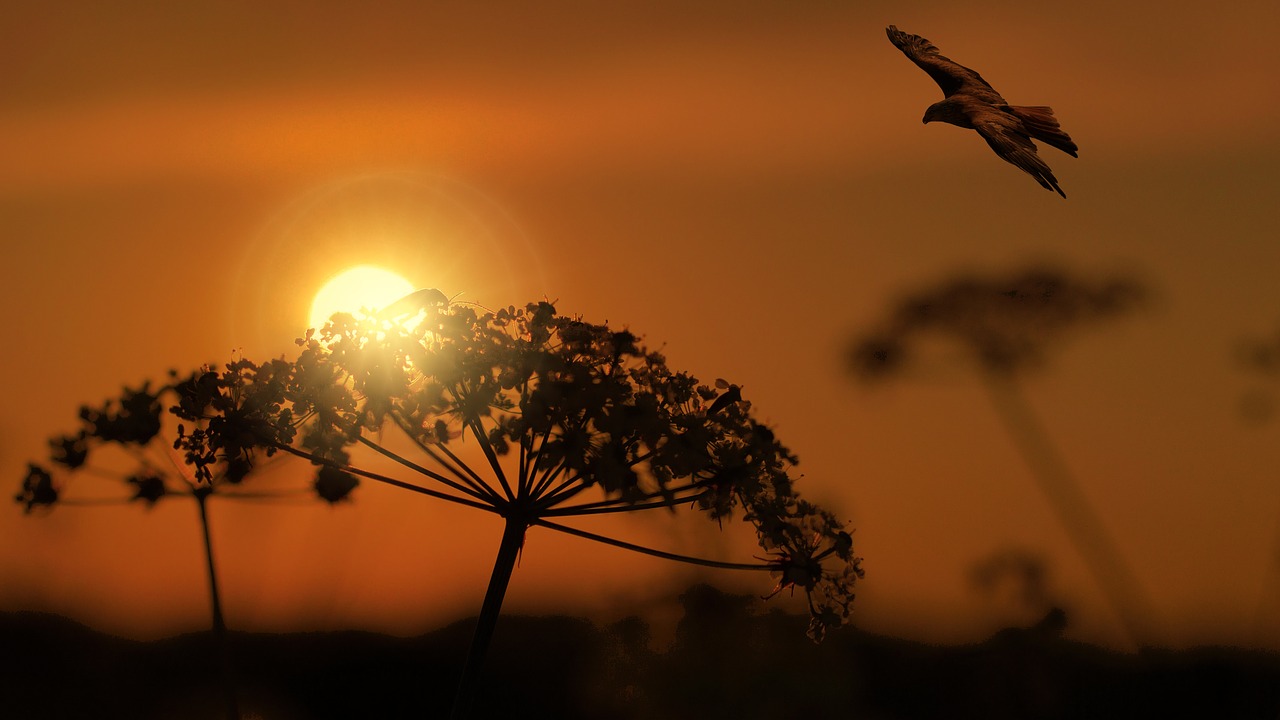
left=528, top=457, right=568, bottom=500
left=624, top=448, right=656, bottom=469
left=530, top=471, right=587, bottom=509
left=451, top=382, right=515, bottom=501
left=450, top=517, right=527, bottom=720
left=357, top=435, right=500, bottom=506
left=465, top=414, right=515, bottom=501
left=58, top=497, right=138, bottom=507
left=523, top=423, right=555, bottom=482
left=71, top=465, right=129, bottom=482
left=526, top=414, right=593, bottom=501
left=982, top=372, right=1156, bottom=649
left=212, top=488, right=311, bottom=500
left=533, top=518, right=772, bottom=571
left=389, top=413, right=504, bottom=503
left=269, top=443, right=500, bottom=514
left=195, top=491, right=240, bottom=720
left=517, top=430, right=529, bottom=499
left=541, top=492, right=706, bottom=517
left=540, top=480, right=706, bottom=513
left=514, top=385, right=533, bottom=498
left=433, top=439, right=504, bottom=502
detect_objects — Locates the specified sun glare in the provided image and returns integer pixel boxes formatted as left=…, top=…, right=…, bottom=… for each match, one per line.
left=308, top=265, right=416, bottom=331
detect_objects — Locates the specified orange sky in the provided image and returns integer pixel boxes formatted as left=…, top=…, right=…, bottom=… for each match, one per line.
left=3, top=1, right=1279, bottom=651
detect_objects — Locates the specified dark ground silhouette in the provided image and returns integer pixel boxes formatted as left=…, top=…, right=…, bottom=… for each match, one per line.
left=3, top=584, right=1278, bottom=720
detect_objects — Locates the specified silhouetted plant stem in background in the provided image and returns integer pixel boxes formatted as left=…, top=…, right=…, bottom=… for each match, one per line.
left=451, top=517, right=527, bottom=720
left=1259, top=515, right=1280, bottom=639
left=194, top=488, right=241, bottom=720
left=1236, top=323, right=1280, bottom=638
left=849, top=267, right=1151, bottom=645
left=982, top=372, right=1155, bottom=649
left=17, top=370, right=386, bottom=720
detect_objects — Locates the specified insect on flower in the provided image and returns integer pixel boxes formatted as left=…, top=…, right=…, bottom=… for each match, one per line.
left=705, top=378, right=744, bottom=416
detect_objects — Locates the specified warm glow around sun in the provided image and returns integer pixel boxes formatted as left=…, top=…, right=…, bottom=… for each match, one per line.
left=308, top=265, right=416, bottom=331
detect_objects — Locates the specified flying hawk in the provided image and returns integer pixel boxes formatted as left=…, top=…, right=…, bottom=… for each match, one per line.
left=886, top=25, right=1078, bottom=197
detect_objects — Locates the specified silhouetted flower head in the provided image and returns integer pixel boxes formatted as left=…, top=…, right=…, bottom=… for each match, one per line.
left=850, top=267, right=1145, bottom=379
left=16, top=464, right=58, bottom=513
left=753, top=507, right=862, bottom=641
left=17, top=359, right=309, bottom=511
left=314, top=466, right=359, bottom=503
left=49, top=433, right=89, bottom=469
left=78, top=383, right=163, bottom=445
left=287, top=300, right=862, bottom=638
left=127, top=474, right=167, bottom=506
left=170, top=361, right=297, bottom=484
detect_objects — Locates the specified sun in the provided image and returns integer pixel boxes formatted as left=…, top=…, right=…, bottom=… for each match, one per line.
left=308, top=265, right=416, bottom=331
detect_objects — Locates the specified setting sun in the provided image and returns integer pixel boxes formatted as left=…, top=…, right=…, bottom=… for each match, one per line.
left=308, top=265, right=416, bottom=331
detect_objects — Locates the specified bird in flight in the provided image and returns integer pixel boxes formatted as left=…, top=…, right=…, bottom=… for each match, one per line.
left=886, top=25, right=1078, bottom=198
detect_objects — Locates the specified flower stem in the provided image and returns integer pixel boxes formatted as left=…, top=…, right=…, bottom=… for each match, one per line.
left=195, top=490, right=240, bottom=720
left=450, top=517, right=526, bottom=719
left=982, top=371, right=1155, bottom=649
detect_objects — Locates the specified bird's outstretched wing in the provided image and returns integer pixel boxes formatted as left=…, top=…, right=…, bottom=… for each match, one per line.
left=974, top=118, right=1066, bottom=198
left=886, top=25, right=995, bottom=98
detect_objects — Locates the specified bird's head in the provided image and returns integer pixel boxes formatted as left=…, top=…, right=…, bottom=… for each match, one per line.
left=922, top=100, right=966, bottom=127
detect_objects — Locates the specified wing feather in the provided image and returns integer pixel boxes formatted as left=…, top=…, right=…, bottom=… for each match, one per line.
left=886, top=25, right=996, bottom=98
left=974, top=118, right=1066, bottom=198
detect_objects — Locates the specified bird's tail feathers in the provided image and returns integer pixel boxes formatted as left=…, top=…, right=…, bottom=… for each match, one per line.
left=1009, top=105, right=1079, bottom=157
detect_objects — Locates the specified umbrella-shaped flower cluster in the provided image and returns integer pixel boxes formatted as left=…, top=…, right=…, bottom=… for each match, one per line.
left=272, top=299, right=862, bottom=641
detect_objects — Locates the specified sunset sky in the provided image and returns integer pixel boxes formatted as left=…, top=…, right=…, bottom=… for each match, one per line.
left=3, top=1, right=1279, bottom=652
